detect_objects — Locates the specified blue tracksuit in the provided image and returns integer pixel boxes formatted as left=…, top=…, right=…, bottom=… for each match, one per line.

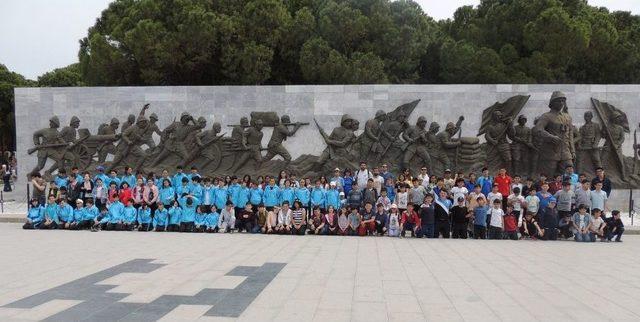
left=44, top=204, right=59, bottom=224
left=237, top=186, right=250, bottom=208
left=121, top=175, right=137, bottom=188
left=137, top=208, right=152, bottom=224
left=94, top=173, right=109, bottom=187
left=153, top=208, right=169, bottom=227
left=310, top=187, right=326, bottom=208
left=159, top=187, right=176, bottom=205
left=57, top=203, right=74, bottom=222
left=122, top=206, right=137, bottom=223
left=190, top=183, right=204, bottom=201
left=104, top=176, right=121, bottom=189
left=175, top=183, right=191, bottom=197
left=205, top=212, right=219, bottom=228
left=214, top=187, right=228, bottom=210
left=263, top=185, right=280, bottom=207
left=172, top=172, right=188, bottom=188
left=83, top=205, right=99, bottom=221
left=156, top=176, right=172, bottom=189
left=325, top=189, right=340, bottom=210
left=27, top=206, right=44, bottom=225
left=168, top=207, right=182, bottom=225
left=179, top=196, right=200, bottom=223
left=107, top=201, right=125, bottom=223
left=194, top=213, right=207, bottom=227
left=202, top=186, right=215, bottom=205
left=54, top=175, right=69, bottom=189
left=280, top=187, right=295, bottom=206
left=250, top=188, right=263, bottom=206
left=295, top=187, right=310, bottom=207
left=73, top=208, right=86, bottom=222
left=228, top=183, right=241, bottom=206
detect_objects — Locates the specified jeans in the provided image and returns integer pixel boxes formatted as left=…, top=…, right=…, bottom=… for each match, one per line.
left=607, top=228, right=624, bottom=241
left=473, top=225, right=487, bottom=239
left=488, top=226, right=502, bottom=240
left=574, top=232, right=590, bottom=242
left=417, top=224, right=435, bottom=238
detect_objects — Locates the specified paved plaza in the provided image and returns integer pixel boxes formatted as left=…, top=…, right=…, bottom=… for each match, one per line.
left=0, top=225, right=638, bottom=321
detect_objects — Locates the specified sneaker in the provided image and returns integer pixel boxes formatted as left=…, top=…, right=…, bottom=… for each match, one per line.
left=615, top=240, right=622, bottom=242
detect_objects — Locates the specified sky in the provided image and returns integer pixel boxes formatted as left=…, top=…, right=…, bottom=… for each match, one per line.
left=0, top=0, right=639, bottom=80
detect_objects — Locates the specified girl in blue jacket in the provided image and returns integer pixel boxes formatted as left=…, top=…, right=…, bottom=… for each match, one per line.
left=24, top=199, right=44, bottom=229
left=179, top=195, right=200, bottom=232
left=137, top=203, right=152, bottom=231
left=167, top=200, right=182, bottom=232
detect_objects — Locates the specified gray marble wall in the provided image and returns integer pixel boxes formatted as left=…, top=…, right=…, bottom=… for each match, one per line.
left=13, top=85, right=640, bottom=207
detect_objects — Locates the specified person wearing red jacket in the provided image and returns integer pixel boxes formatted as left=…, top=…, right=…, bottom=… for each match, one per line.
left=494, top=168, right=512, bottom=209
left=400, top=202, right=421, bottom=237
left=118, top=182, right=133, bottom=206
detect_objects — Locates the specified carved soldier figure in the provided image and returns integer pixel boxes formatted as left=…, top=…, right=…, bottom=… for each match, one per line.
left=137, top=104, right=162, bottom=149
left=60, top=116, right=80, bottom=144
left=401, top=116, right=431, bottom=169
left=577, top=111, right=602, bottom=169
left=263, top=115, right=302, bottom=163
left=316, top=114, right=359, bottom=166
left=31, top=116, right=66, bottom=176
left=151, top=112, right=198, bottom=166
left=484, top=111, right=515, bottom=172
left=533, top=91, right=575, bottom=176
left=233, top=119, right=264, bottom=172
left=108, top=116, right=149, bottom=172
left=97, top=118, right=120, bottom=163
left=377, top=112, right=407, bottom=160
left=359, top=110, right=386, bottom=156
left=121, top=114, right=136, bottom=134
left=231, top=117, right=249, bottom=150
left=435, top=117, right=464, bottom=171
left=191, top=122, right=223, bottom=169
left=604, top=113, right=626, bottom=152
left=511, top=115, right=534, bottom=176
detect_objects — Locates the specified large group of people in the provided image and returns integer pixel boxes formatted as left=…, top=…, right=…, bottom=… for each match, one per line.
left=24, top=162, right=625, bottom=242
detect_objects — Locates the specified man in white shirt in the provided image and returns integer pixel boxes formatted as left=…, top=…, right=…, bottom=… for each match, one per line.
left=488, top=199, right=505, bottom=239
left=355, top=162, right=372, bottom=191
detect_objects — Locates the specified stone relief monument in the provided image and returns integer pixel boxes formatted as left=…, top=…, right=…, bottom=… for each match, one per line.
left=19, top=86, right=640, bottom=188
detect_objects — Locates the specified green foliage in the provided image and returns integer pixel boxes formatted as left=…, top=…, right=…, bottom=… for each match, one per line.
left=37, top=63, right=84, bottom=87
left=78, top=0, right=439, bottom=85
left=0, top=64, right=35, bottom=151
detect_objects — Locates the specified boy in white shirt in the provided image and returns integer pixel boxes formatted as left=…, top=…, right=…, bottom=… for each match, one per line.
left=507, top=187, right=526, bottom=225
left=488, top=199, right=505, bottom=240
left=487, top=184, right=503, bottom=206
left=450, top=178, right=469, bottom=206
left=525, top=188, right=540, bottom=216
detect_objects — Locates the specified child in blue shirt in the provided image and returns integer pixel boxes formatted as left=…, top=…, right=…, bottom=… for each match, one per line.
left=153, top=203, right=169, bottom=232
left=194, top=206, right=208, bottom=232
left=70, top=199, right=87, bottom=230
left=122, top=199, right=137, bottom=230
left=179, top=195, right=201, bottom=232
left=159, top=179, right=176, bottom=206
left=24, top=199, right=44, bottom=229
left=205, top=207, right=220, bottom=233
left=167, top=200, right=182, bottom=232
left=57, top=198, right=74, bottom=229
left=137, top=203, right=152, bottom=231
left=472, top=197, right=489, bottom=239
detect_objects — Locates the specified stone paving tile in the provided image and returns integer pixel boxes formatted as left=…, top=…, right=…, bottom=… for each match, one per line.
left=1, top=224, right=640, bottom=321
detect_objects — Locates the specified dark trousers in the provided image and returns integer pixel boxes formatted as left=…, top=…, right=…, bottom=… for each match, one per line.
left=22, top=221, right=41, bottom=229
left=3, top=174, right=11, bottom=192
left=155, top=225, right=166, bottom=232
left=167, top=224, right=180, bottom=232
left=180, top=222, right=194, bottom=232
left=436, top=221, right=450, bottom=238
left=291, top=225, right=306, bottom=235
left=375, top=222, right=387, bottom=235
left=138, top=223, right=151, bottom=231
left=559, top=225, right=573, bottom=239
left=488, top=226, right=502, bottom=239
left=504, top=231, right=518, bottom=240
left=417, top=224, right=435, bottom=238
left=474, top=225, right=486, bottom=239
left=237, top=221, right=255, bottom=233
left=607, top=227, right=624, bottom=241
left=71, top=220, right=92, bottom=230
left=451, top=223, right=467, bottom=239
left=401, top=222, right=416, bottom=237
left=544, top=228, right=558, bottom=240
